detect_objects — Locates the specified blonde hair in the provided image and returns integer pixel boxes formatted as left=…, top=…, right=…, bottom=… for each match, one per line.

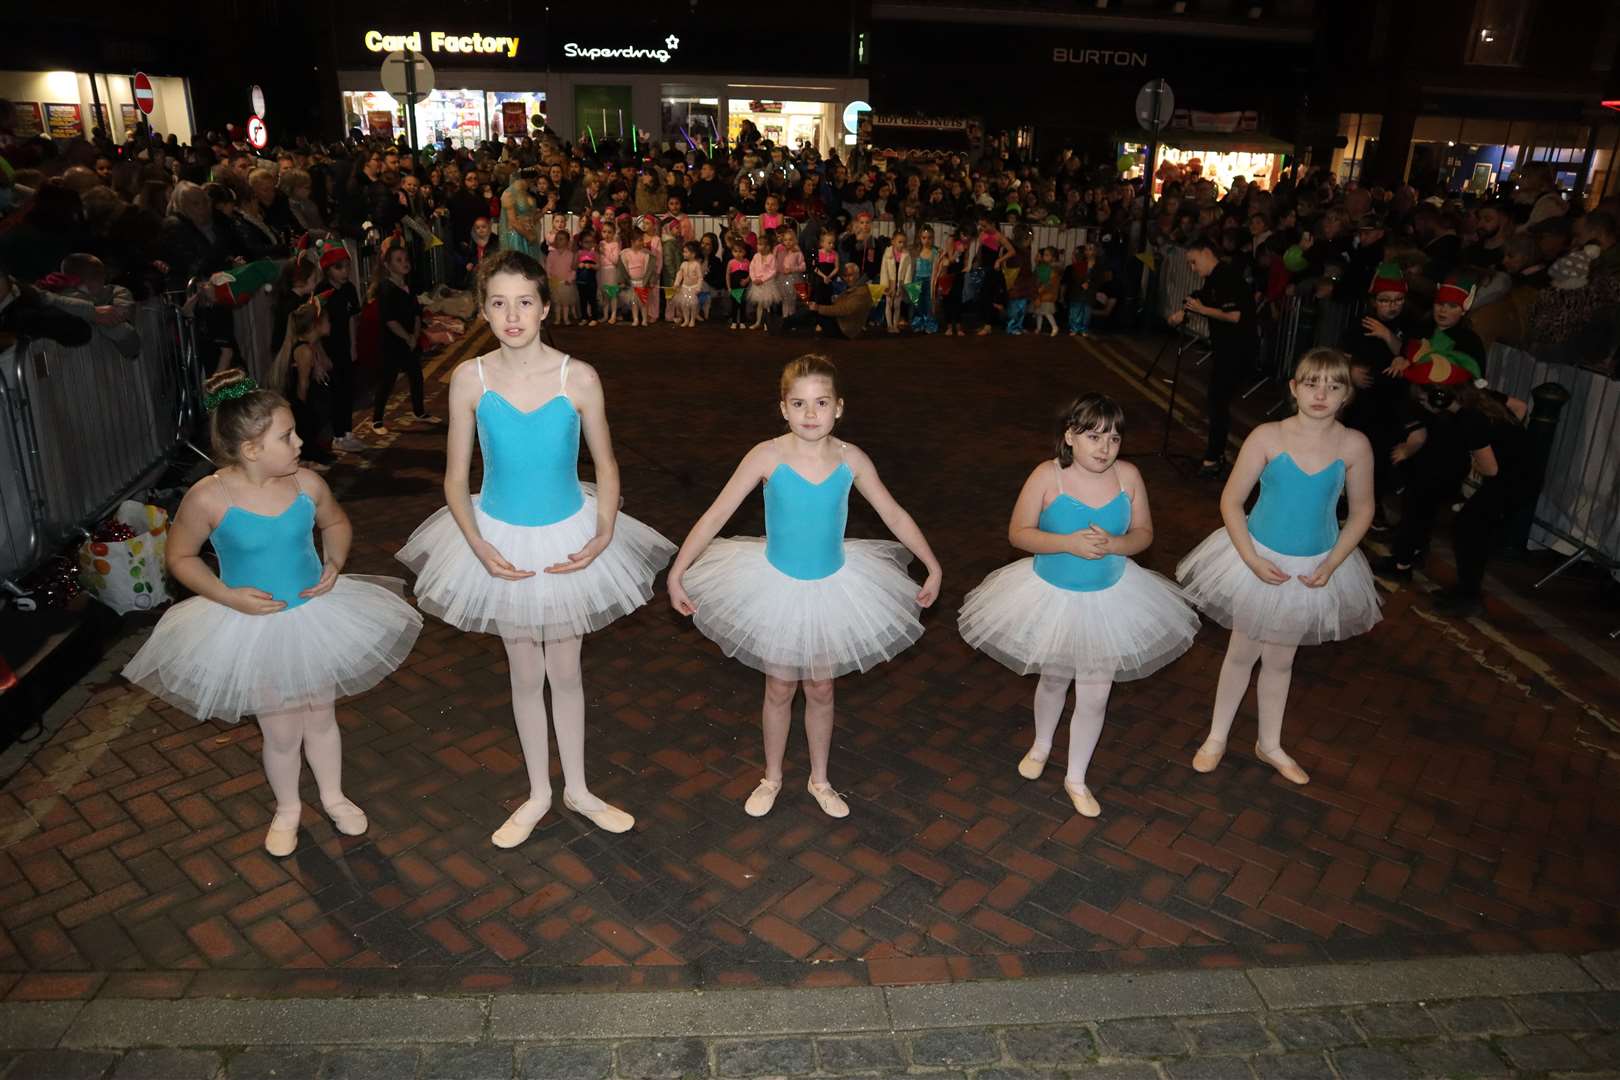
left=1291, top=347, right=1355, bottom=411
left=779, top=354, right=840, bottom=402
left=205, top=369, right=287, bottom=464
left=268, top=302, right=325, bottom=398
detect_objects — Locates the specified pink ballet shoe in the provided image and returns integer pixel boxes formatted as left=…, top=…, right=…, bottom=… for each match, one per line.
left=563, top=791, right=635, bottom=833
left=744, top=778, right=783, bottom=817
left=1192, top=740, right=1227, bottom=773
left=1017, top=748, right=1049, bottom=780
left=264, top=814, right=299, bottom=858
left=1063, top=781, right=1101, bottom=818
left=807, top=781, right=850, bottom=819
left=491, top=796, right=551, bottom=849
left=322, top=800, right=368, bottom=837
left=1255, top=743, right=1310, bottom=785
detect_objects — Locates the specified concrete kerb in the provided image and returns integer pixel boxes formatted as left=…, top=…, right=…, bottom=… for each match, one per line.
left=14, top=952, right=1611, bottom=1051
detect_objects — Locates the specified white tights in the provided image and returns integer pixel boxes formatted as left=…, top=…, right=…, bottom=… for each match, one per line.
left=1030, top=674, right=1112, bottom=787
left=257, top=705, right=354, bottom=829
left=762, top=675, right=836, bottom=787
left=1205, top=629, right=1299, bottom=754
left=502, top=634, right=610, bottom=826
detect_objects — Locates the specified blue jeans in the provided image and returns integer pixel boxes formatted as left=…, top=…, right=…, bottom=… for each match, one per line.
left=1005, top=298, right=1030, bottom=334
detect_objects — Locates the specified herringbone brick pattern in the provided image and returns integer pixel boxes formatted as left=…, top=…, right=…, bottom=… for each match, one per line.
left=2, top=325, right=1617, bottom=1002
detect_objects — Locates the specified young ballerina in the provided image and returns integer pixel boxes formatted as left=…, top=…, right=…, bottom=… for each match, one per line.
left=1176, top=348, right=1382, bottom=785
left=622, top=229, right=654, bottom=328
left=574, top=230, right=599, bottom=327
left=958, top=394, right=1199, bottom=816
left=598, top=216, right=623, bottom=325
left=123, top=370, right=423, bottom=856
left=727, top=241, right=752, bottom=330
left=545, top=228, right=579, bottom=326
left=776, top=229, right=807, bottom=316
left=671, top=241, right=704, bottom=328
left=909, top=227, right=939, bottom=334
left=666, top=355, right=943, bottom=818
left=1032, top=246, right=1061, bottom=336
left=396, top=250, right=676, bottom=844
left=880, top=231, right=914, bottom=334
left=746, top=229, right=782, bottom=330
left=812, top=228, right=840, bottom=305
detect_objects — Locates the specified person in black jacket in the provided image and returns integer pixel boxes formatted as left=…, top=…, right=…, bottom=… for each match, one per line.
left=1168, top=238, right=1257, bottom=476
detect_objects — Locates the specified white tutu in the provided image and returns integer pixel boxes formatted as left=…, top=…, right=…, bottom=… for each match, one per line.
left=958, top=559, right=1199, bottom=681
left=397, top=485, right=675, bottom=641
left=122, top=576, right=422, bottom=723
left=746, top=280, right=783, bottom=309
left=684, top=538, right=924, bottom=681
left=1176, top=529, right=1381, bottom=647
left=549, top=277, right=579, bottom=308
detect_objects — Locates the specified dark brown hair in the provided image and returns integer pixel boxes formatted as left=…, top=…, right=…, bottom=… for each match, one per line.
left=205, top=369, right=288, bottom=464
left=1056, top=393, right=1125, bottom=466
left=476, top=248, right=551, bottom=308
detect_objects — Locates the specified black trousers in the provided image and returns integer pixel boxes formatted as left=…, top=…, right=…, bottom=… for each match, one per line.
left=1452, top=474, right=1523, bottom=597
left=373, top=346, right=425, bottom=421
left=1204, top=346, right=1253, bottom=463
left=328, top=356, right=355, bottom=437
left=1393, top=465, right=1468, bottom=566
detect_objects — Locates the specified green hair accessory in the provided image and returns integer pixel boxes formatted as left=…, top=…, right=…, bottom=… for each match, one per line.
left=204, top=379, right=259, bottom=412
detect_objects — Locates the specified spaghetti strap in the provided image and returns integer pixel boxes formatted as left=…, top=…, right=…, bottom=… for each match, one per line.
left=475, top=355, right=487, bottom=390
left=558, top=356, right=570, bottom=397
left=1052, top=459, right=1065, bottom=496
left=214, top=473, right=235, bottom=506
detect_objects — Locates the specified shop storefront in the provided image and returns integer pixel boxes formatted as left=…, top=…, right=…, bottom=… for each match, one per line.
left=333, top=20, right=863, bottom=155
left=339, top=86, right=546, bottom=147
left=1121, top=115, right=1290, bottom=195
left=0, top=69, right=194, bottom=145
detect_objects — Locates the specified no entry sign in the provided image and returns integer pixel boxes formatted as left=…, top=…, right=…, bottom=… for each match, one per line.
left=133, top=72, right=155, bottom=116
left=246, top=114, right=267, bottom=149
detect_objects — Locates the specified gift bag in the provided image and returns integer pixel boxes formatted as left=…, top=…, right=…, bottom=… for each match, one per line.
left=78, top=501, right=170, bottom=613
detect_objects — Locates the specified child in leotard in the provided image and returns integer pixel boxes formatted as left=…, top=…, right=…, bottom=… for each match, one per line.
left=746, top=229, right=782, bottom=330
left=666, top=356, right=943, bottom=819
left=727, top=241, right=752, bottom=329
left=123, top=370, right=422, bottom=856
left=1176, top=348, right=1382, bottom=786
left=959, top=394, right=1198, bottom=816
left=598, top=215, right=623, bottom=325
left=879, top=231, right=913, bottom=334
left=909, top=227, right=940, bottom=334
left=544, top=228, right=578, bottom=326
left=396, top=250, right=675, bottom=845
left=670, top=241, right=704, bottom=328
left=574, top=230, right=600, bottom=326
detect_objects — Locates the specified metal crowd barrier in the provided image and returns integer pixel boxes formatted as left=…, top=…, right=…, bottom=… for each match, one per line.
left=1, top=299, right=201, bottom=593
left=1484, top=345, right=1620, bottom=585
left=537, top=213, right=1096, bottom=255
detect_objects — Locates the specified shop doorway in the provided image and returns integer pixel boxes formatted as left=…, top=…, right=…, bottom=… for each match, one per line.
left=576, top=85, right=633, bottom=147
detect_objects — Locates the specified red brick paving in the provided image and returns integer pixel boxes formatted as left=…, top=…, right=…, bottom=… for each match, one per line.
left=2, top=324, right=1618, bottom=1001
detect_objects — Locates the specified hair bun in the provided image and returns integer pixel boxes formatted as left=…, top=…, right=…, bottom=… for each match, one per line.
left=203, top=368, right=253, bottom=396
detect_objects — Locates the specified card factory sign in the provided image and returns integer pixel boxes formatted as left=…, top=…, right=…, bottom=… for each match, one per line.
left=364, top=30, right=521, bottom=58
left=1052, top=47, right=1148, bottom=67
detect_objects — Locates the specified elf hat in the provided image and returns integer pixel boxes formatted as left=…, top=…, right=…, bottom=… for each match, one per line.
left=1433, top=274, right=1476, bottom=310
left=1369, top=261, right=1407, bottom=296
left=317, top=237, right=350, bottom=268
left=1400, top=328, right=1482, bottom=386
